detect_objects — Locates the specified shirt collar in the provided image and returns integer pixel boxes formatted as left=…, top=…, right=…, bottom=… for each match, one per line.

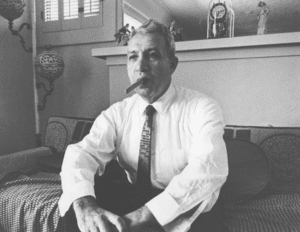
left=137, top=82, right=176, bottom=116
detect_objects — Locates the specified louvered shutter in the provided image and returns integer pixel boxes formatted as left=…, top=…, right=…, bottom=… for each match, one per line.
left=37, top=0, right=118, bottom=45
left=82, top=0, right=103, bottom=29
left=62, top=0, right=81, bottom=30
left=43, top=0, right=62, bottom=32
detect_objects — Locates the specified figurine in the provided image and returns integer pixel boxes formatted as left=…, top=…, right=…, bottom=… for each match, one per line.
left=114, top=23, right=131, bottom=46
left=176, top=28, right=184, bottom=41
left=257, top=1, right=270, bottom=35
left=169, top=20, right=183, bottom=42
left=169, top=20, right=176, bottom=37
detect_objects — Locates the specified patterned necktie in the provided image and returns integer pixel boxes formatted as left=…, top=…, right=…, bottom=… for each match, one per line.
left=136, top=105, right=156, bottom=198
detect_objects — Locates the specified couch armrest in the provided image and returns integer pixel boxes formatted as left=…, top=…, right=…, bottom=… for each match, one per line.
left=0, top=147, right=52, bottom=175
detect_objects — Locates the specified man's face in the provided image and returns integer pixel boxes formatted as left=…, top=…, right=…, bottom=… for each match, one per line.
left=127, top=32, right=178, bottom=103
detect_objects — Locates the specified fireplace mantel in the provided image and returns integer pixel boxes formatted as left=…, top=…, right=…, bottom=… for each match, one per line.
left=92, top=32, right=300, bottom=63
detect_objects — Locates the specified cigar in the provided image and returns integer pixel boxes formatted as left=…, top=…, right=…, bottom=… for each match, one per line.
left=125, top=77, right=148, bottom=94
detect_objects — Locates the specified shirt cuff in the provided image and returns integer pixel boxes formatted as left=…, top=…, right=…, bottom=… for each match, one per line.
left=58, top=181, right=95, bottom=217
left=145, top=191, right=180, bottom=226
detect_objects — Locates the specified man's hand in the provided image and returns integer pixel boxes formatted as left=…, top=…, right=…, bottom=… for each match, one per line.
left=122, top=206, right=164, bottom=232
left=73, top=196, right=128, bottom=232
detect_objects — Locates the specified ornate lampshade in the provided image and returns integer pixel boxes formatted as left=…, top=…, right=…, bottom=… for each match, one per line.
left=35, top=50, right=65, bottom=83
left=0, top=0, right=31, bottom=52
left=0, top=0, right=26, bottom=22
left=35, top=50, right=65, bottom=111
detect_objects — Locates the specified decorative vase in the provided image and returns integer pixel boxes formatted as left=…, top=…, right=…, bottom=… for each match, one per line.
left=207, top=0, right=234, bottom=39
left=0, top=0, right=26, bottom=21
left=35, top=50, right=65, bottom=83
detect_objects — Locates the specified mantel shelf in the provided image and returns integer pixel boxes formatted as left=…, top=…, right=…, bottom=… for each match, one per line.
left=92, top=32, right=300, bottom=60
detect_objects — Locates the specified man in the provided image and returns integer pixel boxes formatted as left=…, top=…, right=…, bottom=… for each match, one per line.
left=59, top=19, right=228, bottom=232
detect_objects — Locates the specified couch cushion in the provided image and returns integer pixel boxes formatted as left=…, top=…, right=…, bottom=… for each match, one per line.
left=44, top=116, right=94, bottom=153
left=40, top=116, right=94, bottom=173
left=224, top=126, right=300, bottom=193
left=220, top=139, right=271, bottom=203
left=44, top=121, right=68, bottom=153
left=260, top=134, right=300, bottom=182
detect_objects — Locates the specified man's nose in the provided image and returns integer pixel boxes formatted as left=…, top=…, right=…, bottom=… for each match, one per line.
left=135, top=56, right=149, bottom=73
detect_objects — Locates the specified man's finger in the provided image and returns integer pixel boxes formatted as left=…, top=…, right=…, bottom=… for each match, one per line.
left=108, top=215, right=128, bottom=232
left=95, top=215, right=113, bottom=232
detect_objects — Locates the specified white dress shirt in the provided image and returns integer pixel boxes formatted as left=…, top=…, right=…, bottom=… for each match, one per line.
left=59, top=82, right=228, bottom=232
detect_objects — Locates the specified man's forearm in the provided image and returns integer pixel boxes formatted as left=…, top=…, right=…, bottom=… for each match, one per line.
left=122, top=205, right=164, bottom=232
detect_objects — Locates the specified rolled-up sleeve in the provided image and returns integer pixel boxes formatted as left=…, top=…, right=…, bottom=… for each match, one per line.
left=58, top=108, right=119, bottom=216
left=146, top=99, right=228, bottom=228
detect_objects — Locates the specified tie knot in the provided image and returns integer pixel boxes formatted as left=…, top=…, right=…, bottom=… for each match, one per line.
left=145, top=105, right=156, bottom=116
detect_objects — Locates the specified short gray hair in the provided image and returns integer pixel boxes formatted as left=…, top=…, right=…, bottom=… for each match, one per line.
left=130, top=19, right=176, bottom=59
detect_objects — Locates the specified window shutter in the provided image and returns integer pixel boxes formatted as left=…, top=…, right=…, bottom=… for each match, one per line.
left=82, top=0, right=103, bottom=29
left=62, top=0, right=81, bottom=30
left=43, top=0, right=62, bottom=32
left=44, top=0, right=59, bottom=22
left=64, top=0, right=79, bottom=20
left=84, top=0, right=99, bottom=17
left=37, top=0, right=118, bottom=45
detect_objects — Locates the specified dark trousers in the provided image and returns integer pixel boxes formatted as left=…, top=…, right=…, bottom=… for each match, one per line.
left=62, top=175, right=163, bottom=232
left=63, top=176, right=225, bottom=232
left=94, top=177, right=163, bottom=216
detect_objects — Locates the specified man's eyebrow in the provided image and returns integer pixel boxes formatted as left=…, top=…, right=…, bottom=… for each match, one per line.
left=127, top=47, right=160, bottom=53
left=127, top=50, right=136, bottom=55
left=145, top=47, right=160, bottom=52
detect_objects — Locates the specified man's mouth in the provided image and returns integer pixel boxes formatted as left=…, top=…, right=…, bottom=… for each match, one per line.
left=125, top=77, right=149, bottom=94
left=138, top=77, right=149, bottom=85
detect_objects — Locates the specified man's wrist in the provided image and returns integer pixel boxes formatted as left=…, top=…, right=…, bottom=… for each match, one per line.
left=73, top=195, right=97, bottom=212
left=122, top=205, right=163, bottom=231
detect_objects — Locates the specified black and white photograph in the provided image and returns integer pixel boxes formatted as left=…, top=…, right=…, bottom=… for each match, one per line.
left=0, top=0, right=300, bottom=231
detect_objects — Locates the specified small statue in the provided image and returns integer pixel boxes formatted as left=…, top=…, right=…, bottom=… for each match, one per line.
left=114, top=23, right=131, bottom=46
left=176, top=28, right=184, bottom=41
left=169, top=20, right=183, bottom=42
left=257, top=1, right=270, bottom=35
left=169, top=20, right=176, bottom=37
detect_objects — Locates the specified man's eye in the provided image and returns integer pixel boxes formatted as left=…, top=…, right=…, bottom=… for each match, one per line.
left=149, top=52, right=159, bottom=59
left=128, top=55, right=137, bottom=60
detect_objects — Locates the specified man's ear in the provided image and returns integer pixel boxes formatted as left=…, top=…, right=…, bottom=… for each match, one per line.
left=170, top=56, right=179, bottom=74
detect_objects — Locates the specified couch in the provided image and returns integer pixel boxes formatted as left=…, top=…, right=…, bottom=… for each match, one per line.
left=1, top=116, right=300, bottom=232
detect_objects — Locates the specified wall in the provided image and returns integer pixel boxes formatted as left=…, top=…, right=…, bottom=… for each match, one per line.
left=0, top=0, right=36, bottom=155
left=37, top=42, right=112, bottom=139
left=125, top=0, right=173, bottom=26
left=174, top=55, right=300, bottom=127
